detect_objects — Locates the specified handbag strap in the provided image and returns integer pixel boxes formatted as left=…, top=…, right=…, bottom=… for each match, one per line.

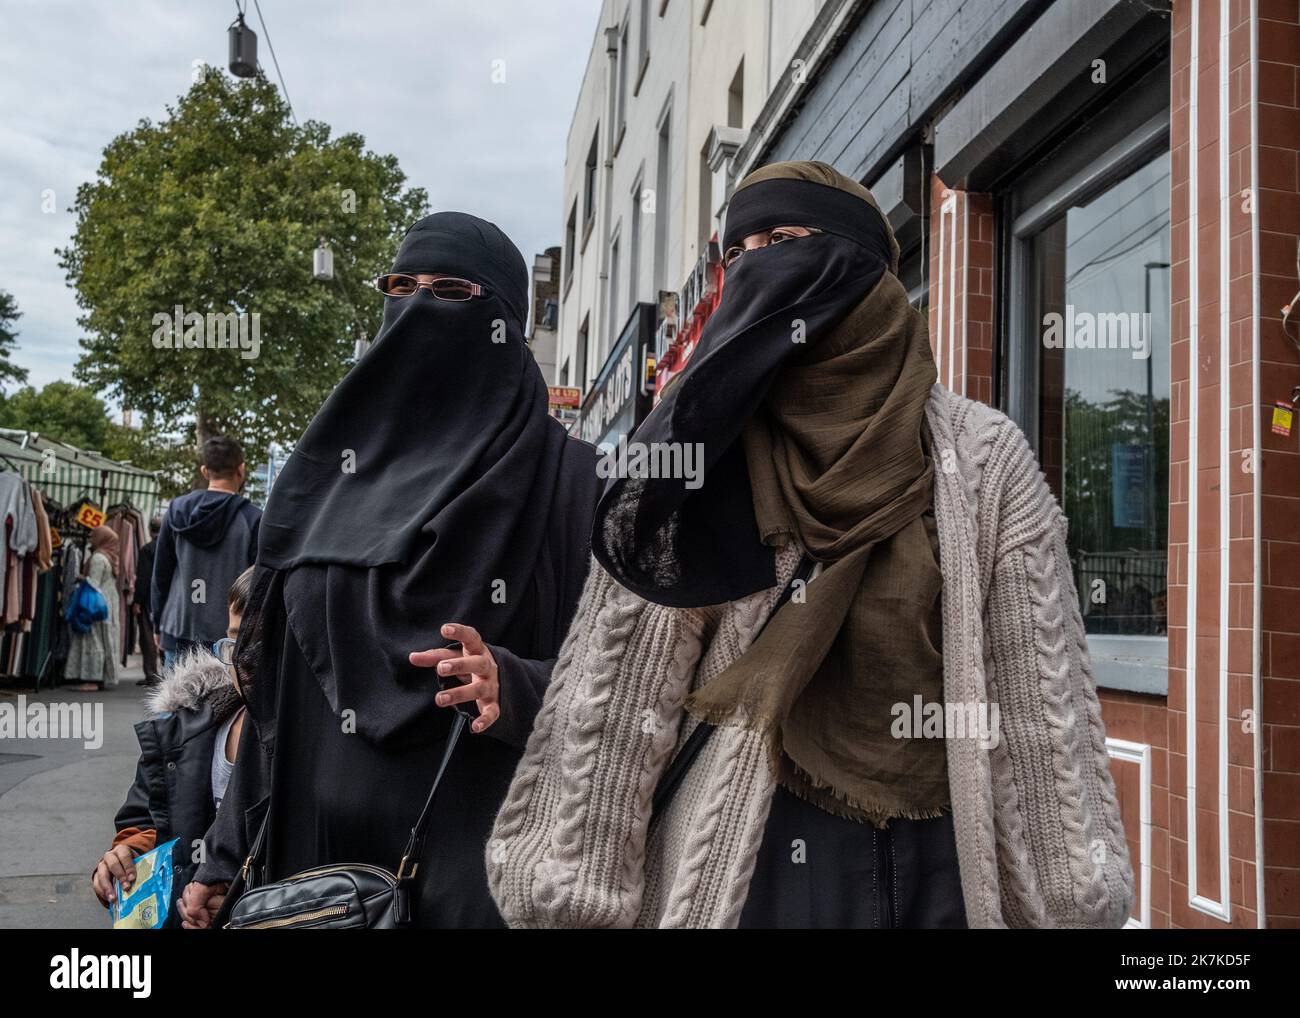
left=650, top=553, right=815, bottom=818
left=396, top=712, right=467, bottom=879
left=221, top=710, right=468, bottom=926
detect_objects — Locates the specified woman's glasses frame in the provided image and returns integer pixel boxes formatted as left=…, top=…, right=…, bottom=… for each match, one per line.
left=371, top=274, right=485, bottom=300
left=212, top=637, right=236, bottom=665
left=721, top=225, right=824, bottom=270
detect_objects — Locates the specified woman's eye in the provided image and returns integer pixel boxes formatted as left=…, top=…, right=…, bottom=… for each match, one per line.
left=723, top=247, right=744, bottom=267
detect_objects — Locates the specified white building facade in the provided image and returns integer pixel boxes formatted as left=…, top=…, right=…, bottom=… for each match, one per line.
left=555, top=0, right=823, bottom=446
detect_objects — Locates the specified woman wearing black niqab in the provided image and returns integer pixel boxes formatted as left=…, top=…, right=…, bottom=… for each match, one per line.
left=187, top=212, right=600, bottom=928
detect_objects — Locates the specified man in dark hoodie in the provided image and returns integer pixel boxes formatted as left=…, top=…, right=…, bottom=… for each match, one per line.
left=151, top=436, right=261, bottom=670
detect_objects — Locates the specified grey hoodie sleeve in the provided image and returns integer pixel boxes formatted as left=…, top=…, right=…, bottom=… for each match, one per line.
left=151, top=513, right=178, bottom=630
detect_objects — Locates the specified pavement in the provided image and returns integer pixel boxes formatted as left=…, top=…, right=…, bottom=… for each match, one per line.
left=0, top=655, right=152, bottom=929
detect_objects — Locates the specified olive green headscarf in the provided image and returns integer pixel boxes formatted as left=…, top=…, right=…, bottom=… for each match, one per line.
left=684, top=161, right=949, bottom=826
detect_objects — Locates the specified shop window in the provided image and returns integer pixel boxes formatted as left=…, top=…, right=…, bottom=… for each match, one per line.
left=1031, top=154, right=1171, bottom=642
left=1003, top=70, right=1170, bottom=693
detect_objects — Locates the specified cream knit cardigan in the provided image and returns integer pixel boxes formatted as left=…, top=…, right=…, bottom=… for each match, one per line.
left=487, top=385, right=1135, bottom=928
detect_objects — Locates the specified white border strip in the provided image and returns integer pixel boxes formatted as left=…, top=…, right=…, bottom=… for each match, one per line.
left=1185, top=0, right=1200, bottom=919
left=936, top=189, right=956, bottom=382
left=937, top=190, right=958, bottom=390
left=1108, top=738, right=1153, bottom=929
left=1249, top=0, right=1266, bottom=929
left=1189, top=0, right=1233, bottom=923
left=961, top=195, right=970, bottom=395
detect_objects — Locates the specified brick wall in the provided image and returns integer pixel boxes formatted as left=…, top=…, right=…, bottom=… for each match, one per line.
left=926, top=178, right=996, bottom=403
left=924, top=0, right=1300, bottom=927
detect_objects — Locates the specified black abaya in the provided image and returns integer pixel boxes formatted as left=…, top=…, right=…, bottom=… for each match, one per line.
left=195, top=211, right=601, bottom=926
left=197, top=434, right=597, bottom=925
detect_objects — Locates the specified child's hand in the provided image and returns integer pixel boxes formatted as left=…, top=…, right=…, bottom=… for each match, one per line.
left=179, top=881, right=228, bottom=929
left=91, top=845, right=136, bottom=907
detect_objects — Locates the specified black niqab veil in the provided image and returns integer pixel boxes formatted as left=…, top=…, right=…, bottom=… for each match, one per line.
left=241, top=212, right=578, bottom=744
left=592, top=176, right=894, bottom=608
left=260, top=211, right=538, bottom=570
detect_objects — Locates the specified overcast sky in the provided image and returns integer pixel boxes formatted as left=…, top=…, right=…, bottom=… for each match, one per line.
left=0, top=0, right=601, bottom=393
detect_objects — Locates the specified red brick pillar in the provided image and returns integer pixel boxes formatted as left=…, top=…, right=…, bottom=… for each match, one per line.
left=1253, top=0, right=1300, bottom=929
left=1160, top=0, right=1299, bottom=929
left=926, top=177, right=995, bottom=404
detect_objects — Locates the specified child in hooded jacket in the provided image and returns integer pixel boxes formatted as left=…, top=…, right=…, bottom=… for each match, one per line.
left=91, top=566, right=255, bottom=925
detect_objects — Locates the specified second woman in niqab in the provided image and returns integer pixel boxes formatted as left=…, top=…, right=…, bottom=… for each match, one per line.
left=187, top=212, right=600, bottom=928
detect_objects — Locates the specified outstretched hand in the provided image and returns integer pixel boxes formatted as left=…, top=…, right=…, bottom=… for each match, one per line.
left=410, top=623, right=499, bottom=733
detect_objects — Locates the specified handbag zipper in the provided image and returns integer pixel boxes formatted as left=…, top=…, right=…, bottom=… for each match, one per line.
left=279, top=863, right=397, bottom=886
left=239, top=904, right=349, bottom=929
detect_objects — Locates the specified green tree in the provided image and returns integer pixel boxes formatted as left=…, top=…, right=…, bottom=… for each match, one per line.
left=1062, top=386, right=1170, bottom=558
left=59, top=70, right=427, bottom=467
left=0, top=380, right=114, bottom=451
left=0, top=290, right=30, bottom=388
left=101, top=416, right=196, bottom=499
left=0, top=380, right=198, bottom=497
left=1062, top=386, right=1171, bottom=636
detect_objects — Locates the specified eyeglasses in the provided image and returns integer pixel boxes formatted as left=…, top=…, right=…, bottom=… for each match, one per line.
left=371, top=274, right=485, bottom=300
left=722, top=226, right=823, bottom=269
left=212, top=638, right=236, bottom=665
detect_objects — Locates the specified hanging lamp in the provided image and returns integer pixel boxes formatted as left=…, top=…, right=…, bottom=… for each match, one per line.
left=228, top=13, right=258, bottom=77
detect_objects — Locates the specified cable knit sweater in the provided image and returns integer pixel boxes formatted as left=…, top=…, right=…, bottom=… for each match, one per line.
left=487, top=385, right=1135, bottom=928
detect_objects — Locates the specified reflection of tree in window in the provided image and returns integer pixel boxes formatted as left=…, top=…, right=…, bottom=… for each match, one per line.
left=1064, top=389, right=1169, bottom=635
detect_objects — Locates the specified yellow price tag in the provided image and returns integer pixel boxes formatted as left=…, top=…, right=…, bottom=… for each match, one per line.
left=76, top=504, right=106, bottom=529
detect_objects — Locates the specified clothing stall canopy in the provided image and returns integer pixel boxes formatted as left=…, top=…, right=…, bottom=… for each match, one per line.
left=0, top=429, right=161, bottom=523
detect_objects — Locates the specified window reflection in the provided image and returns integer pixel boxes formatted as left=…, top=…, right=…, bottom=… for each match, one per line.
left=1033, top=152, right=1171, bottom=636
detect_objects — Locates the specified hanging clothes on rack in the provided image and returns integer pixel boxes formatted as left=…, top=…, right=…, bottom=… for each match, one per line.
left=0, top=468, right=37, bottom=626
left=31, top=487, right=52, bottom=572
left=46, top=501, right=82, bottom=686
left=39, top=498, right=94, bottom=686
left=61, top=538, right=83, bottom=602
left=107, top=503, right=144, bottom=666
left=0, top=467, right=40, bottom=681
left=20, top=487, right=57, bottom=686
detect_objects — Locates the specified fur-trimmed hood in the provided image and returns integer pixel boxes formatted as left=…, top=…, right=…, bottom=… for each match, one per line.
left=145, top=649, right=243, bottom=724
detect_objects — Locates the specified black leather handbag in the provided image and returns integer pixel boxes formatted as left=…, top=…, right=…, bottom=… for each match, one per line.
left=220, top=711, right=467, bottom=929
